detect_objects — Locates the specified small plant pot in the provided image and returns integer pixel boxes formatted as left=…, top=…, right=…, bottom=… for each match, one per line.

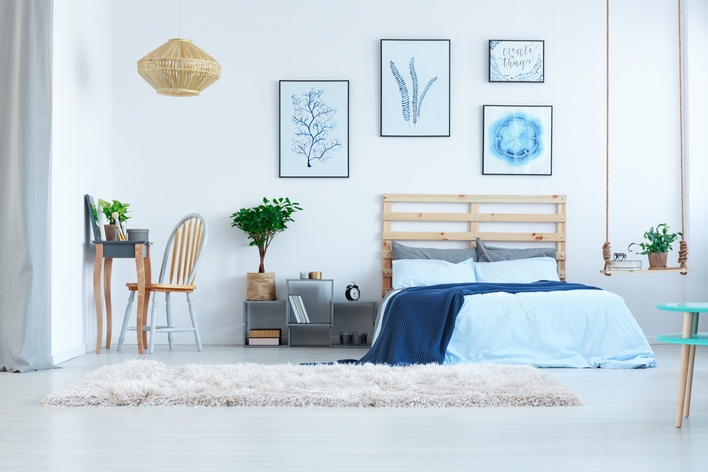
left=648, top=252, right=668, bottom=269
left=246, top=272, right=276, bottom=300
left=103, top=224, right=118, bottom=241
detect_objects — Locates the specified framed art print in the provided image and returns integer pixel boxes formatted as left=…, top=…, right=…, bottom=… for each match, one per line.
left=279, top=80, right=349, bottom=178
left=483, top=105, right=552, bottom=175
left=489, top=40, right=544, bottom=83
left=381, top=39, right=450, bottom=137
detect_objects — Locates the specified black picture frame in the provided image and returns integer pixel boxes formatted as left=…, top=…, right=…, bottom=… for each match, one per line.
left=85, top=194, right=102, bottom=241
left=482, top=105, right=553, bottom=176
left=381, top=39, right=451, bottom=137
left=279, top=80, right=349, bottom=178
left=489, top=40, right=544, bottom=83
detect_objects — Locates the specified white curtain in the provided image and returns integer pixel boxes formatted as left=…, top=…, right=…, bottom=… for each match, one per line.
left=0, top=0, right=53, bottom=372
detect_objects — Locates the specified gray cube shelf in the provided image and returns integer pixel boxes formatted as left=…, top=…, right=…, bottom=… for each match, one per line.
left=331, top=302, right=377, bottom=347
left=286, top=278, right=334, bottom=347
left=243, top=300, right=287, bottom=347
left=242, top=280, right=377, bottom=348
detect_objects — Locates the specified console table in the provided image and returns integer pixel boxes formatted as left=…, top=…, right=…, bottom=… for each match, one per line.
left=93, top=241, right=151, bottom=354
left=655, top=302, right=708, bottom=427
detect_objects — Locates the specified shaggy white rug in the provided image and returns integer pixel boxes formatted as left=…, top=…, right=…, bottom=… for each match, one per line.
left=41, top=360, right=583, bottom=408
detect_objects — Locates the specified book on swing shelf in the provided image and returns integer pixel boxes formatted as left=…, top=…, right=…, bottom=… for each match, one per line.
left=609, top=260, right=642, bottom=270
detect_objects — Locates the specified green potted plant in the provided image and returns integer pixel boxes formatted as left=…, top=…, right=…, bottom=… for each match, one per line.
left=98, top=199, right=130, bottom=240
left=628, top=223, right=682, bottom=268
left=230, top=197, right=302, bottom=300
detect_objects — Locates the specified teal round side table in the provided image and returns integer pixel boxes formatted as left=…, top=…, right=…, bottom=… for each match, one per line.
left=656, top=303, right=708, bottom=428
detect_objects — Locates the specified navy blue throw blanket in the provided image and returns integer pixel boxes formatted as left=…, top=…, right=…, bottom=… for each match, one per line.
left=358, top=281, right=601, bottom=366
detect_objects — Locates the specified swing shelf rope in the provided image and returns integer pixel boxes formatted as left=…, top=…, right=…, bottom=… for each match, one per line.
left=601, top=0, right=689, bottom=276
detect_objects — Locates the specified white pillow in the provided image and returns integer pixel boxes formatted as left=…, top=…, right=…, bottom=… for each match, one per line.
left=392, top=258, right=476, bottom=289
left=474, top=257, right=560, bottom=283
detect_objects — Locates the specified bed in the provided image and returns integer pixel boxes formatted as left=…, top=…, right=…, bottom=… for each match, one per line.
left=365, top=194, right=656, bottom=368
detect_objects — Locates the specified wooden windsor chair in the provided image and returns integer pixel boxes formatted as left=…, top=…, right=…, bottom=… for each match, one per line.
left=118, top=214, right=208, bottom=354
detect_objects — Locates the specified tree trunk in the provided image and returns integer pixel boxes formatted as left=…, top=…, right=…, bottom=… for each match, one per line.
left=258, top=247, right=266, bottom=273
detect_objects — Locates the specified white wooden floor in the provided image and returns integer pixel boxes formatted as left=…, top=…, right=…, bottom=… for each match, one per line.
left=1, top=344, right=707, bottom=472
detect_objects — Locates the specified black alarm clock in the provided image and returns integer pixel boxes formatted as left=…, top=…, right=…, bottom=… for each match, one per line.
left=345, top=282, right=360, bottom=301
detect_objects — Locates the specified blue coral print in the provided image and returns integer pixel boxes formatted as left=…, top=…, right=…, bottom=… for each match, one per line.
left=489, top=113, right=543, bottom=165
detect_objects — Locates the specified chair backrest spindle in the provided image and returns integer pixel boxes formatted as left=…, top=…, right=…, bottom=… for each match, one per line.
left=170, top=229, right=180, bottom=284
left=182, top=218, right=195, bottom=284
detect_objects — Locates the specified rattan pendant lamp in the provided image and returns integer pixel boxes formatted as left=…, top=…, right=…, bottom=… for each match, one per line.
left=137, top=1, right=221, bottom=96
left=601, top=0, right=689, bottom=275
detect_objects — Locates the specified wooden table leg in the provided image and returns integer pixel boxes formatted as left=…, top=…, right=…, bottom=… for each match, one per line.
left=103, top=257, right=113, bottom=349
left=141, top=247, right=152, bottom=349
left=135, top=244, right=145, bottom=354
left=675, top=311, right=694, bottom=427
left=93, top=244, right=104, bottom=354
left=683, top=312, right=699, bottom=418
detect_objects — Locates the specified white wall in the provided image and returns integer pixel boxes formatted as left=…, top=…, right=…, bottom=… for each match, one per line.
left=96, top=0, right=708, bottom=348
left=51, top=0, right=112, bottom=363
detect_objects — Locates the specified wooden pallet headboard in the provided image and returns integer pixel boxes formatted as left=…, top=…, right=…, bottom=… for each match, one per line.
left=382, top=194, right=567, bottom=296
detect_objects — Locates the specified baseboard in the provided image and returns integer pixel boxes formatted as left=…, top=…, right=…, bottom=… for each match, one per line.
left=50, top=342, right=94, bottom=365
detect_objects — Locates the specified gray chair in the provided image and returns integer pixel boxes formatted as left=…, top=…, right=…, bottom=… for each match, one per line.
left=118, top=214, right=208, bottom=354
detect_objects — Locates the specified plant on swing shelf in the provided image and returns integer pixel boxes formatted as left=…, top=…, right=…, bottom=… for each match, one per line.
left=230, top=197, right=302, bottom=300
left=628, top=223, right=682, bottom=268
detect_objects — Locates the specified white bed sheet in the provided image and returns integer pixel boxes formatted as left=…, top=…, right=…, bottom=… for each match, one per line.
left=373, top=289, right=656, bottom=368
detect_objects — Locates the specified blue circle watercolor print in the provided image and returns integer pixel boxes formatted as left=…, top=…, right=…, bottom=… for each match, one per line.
left=490, top=113, right=543, bottom=166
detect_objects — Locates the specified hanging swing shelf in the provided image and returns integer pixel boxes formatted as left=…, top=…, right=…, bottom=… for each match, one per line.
left=600, top=268, right=691, bottom=276
left=601, top=0, right=689, bottom=276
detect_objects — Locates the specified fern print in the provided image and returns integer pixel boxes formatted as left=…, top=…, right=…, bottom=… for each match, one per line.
left=417, top=77, right=437, bottom=120
left=389, top=57, right=437, bottom=127
left=389, top=61, right=410, bottom=123
left=410, top=58, right=418, bottom=125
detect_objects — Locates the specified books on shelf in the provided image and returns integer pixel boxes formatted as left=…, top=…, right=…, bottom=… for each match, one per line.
left=296, top=295, right=310, bottom=323
left=249, top=329, right=281, bottom=338
left=248, top=329, right=280, bottom=346
left=610, top=260, right=642, bottom=271
left=288, top=294, right=302, bottom=323
left=288, top=294, right=310, bottom=323
left=248, top=337, right=279, bottom=346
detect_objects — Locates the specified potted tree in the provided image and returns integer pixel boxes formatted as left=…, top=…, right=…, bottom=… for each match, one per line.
left=230, top=197, right=302, bottom=300
left=628, top=223, right=682, bottom=268
left=98, top=199, right=130, bottom=240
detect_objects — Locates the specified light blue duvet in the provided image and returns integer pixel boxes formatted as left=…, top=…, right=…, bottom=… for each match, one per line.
left=375, top=289, right=656, bottom=368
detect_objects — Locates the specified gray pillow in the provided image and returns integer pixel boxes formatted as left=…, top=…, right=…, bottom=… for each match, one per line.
left=392, top=241, right=477, bottom=263
left=475, top=238, right=556, bottom=262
